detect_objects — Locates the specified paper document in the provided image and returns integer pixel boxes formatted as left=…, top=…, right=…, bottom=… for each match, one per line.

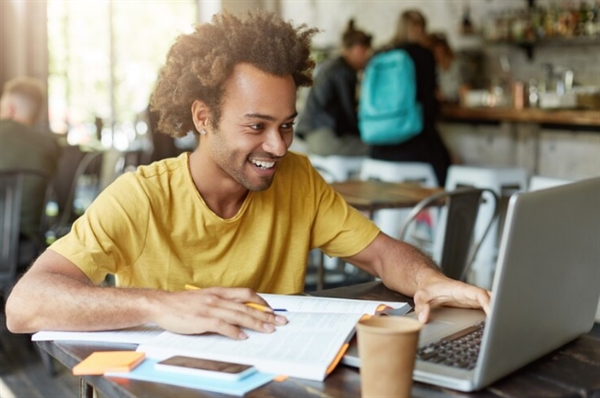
left=138, top=311, right=363, bottom=381
left=135, top=295, right=409, bottom=381
left=258, top=294, right=410, bottom=315
left=32, top=324, right=163, bottom=344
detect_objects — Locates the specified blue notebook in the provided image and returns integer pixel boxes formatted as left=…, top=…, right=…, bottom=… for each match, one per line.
left=105, top=359, right=276, bottom=396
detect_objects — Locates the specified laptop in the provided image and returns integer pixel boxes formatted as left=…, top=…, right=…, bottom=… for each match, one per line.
left=342, top=177, right=600, bottom=392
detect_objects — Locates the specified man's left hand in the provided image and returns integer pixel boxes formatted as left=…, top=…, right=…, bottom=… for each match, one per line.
left=412, top=274, right=491, bottom=323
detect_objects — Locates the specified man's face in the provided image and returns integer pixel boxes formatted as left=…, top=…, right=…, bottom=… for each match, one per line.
left=205, top=63, right=297, bottom=192
left=0, top=94, right=11, bottom=119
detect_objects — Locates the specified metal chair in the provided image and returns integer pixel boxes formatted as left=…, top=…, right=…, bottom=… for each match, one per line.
left=308, top=155, right=366, bottom=182
left=399, top=188, right=499, bottom=282
left=528, top=175, right=573, bottom=191
left=0, top=169, right=53, bottom=297
left=444, top=166, right=527, bottom=288
left=359, top=159, right=439, bottom=243
left=0, top=169, right=57, bottom=376
left=48, top=151, right=104, bottom=241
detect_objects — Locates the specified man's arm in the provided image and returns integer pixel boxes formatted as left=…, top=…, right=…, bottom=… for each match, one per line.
left=6, top=250, right=286, bottom=339
left=344, top=232, right=491, bottom=322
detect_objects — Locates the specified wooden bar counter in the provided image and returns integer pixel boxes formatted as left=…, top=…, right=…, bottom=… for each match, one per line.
left=441, top=104, right=600, bottom=127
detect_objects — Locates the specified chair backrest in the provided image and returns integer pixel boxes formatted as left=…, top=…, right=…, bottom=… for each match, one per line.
left=528, top=175, right=572, bottom=192
left=359, top=159, right=438, bottom=187
left=399, top=187, right=499, bottom=281
left=308, top=155, right=366, bottom=182
left=0, top=169, right=50, bottom=295
left=360, top=159, right=439, bottom=241
left=55, top=151, right=104, bottom=232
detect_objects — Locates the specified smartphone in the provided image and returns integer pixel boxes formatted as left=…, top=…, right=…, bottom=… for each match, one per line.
left=155, top=356, right=256, bottom=381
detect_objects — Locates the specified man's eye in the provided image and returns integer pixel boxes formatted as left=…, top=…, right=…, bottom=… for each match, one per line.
left=281, top=122, right=295, bottom=130
left=249, top=124, right=263, bottom=131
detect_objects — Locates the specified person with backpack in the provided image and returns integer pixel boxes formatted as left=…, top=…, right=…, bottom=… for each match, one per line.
left=296, top=19, right=372, bottom=156
left=362, top=10, right=451, bottom=186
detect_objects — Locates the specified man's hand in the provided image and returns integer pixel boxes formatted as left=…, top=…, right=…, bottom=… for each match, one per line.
left=151, top=287, right=288, bottom=340
left=6, top=251, right=288, bottom=337
left=412, top=274, right=491, bottom=323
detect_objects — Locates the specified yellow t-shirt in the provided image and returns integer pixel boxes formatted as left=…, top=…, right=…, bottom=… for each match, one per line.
left=50, top=152, right=380, bottom=294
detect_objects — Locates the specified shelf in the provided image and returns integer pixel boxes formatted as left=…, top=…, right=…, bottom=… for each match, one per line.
left=440, top=105, right=600, bottom=128
left=484, top=36, right=599, bottom=60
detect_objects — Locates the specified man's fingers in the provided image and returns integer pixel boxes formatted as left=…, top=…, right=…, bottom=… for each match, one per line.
left=199, top=298, right=287, bottom=334
left=201, top=317, right=248, bottom=340
left=162, top=288, right=288, bottom=339
left=413, top=282, right=492, bottom=322
left=199, top=287, right=271, bottom=307
left=417, top=304, right=430, bottom=323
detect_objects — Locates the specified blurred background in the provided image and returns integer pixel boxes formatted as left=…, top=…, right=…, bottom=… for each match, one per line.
left=2, top=0, right=599, bottom=180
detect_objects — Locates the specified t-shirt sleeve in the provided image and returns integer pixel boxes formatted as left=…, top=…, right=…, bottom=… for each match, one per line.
left=306, top=161, right=380, bottom=258
left=49, top=173, right=150, bottom=284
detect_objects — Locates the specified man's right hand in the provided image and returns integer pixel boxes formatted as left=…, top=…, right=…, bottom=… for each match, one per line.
left=5, top=250, right=287, bottom=339
left=151, top=287, right=288, bottom=339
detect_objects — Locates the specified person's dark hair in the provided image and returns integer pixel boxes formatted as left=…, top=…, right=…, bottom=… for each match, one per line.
left=428, top=32, right=453, bottom=57
left=342, top=19, right=372, bottom=49
left=151, top=11, right=318, bottom=138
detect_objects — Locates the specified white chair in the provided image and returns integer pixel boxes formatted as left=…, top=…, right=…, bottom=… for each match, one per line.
left=359, top=159, right=438, bottom=247
left=308, top=155, right=366, bottom=182
left=307, top=155, right=367, bottom=287
left=444, top=165, right=529, bottom=289
left=528, top=175, right=573, bottom=191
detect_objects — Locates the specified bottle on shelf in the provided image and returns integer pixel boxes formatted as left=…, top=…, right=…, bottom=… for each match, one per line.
left=485, top=1, right=600, bottom=42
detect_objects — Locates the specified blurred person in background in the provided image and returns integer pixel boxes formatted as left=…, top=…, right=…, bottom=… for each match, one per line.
left=427, top=32, right=460, bottom=104
left=0, top=77, right=61, bottom=253
left=369, top=10, right=451, bottom=186
left=296, top=19, right=372, bottom=156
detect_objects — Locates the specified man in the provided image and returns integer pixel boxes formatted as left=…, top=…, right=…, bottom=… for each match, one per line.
left=6, top=12, right=489, bottom=341
left=296, top=19, right=372, bottom=156
left=0, top=77, right=61, bottom=249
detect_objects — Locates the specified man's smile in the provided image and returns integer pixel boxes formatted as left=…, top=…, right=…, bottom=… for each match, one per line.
left=249, top=159, right=276, bottom=170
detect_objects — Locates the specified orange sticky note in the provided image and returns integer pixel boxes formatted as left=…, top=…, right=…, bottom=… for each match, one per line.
left=73, top=351, right=145, bottom=376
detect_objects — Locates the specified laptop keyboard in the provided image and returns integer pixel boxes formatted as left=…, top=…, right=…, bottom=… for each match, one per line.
left=417, top=321, right=485, bottom=370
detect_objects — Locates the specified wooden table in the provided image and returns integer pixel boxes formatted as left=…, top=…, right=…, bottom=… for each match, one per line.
left=330, top=180, right=443, bottom=218
left=37, top=282, right=600, bottom=398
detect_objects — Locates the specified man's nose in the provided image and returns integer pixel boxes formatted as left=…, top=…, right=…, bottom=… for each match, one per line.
left=263, top=129, right=287, bottom=157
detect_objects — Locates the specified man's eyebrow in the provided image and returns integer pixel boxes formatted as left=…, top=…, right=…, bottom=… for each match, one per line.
left=244, top=111, right=298, bottom=121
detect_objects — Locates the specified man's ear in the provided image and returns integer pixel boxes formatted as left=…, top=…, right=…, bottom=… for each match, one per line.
left=191, top=100, right=211, bottom=133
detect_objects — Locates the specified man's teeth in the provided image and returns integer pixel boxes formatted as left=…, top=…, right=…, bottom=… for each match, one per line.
left=251, top=160, right=275, bottom=169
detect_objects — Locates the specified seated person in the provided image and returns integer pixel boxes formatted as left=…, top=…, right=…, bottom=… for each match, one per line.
left=6, top=11, right=489, bottom=340
left=295, top=19, right=372, bottom=157
left=0, top=77, right=61, bottom=256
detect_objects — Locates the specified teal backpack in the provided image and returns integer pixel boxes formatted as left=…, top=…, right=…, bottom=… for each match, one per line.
left=358, top=49, right=423, bottom=145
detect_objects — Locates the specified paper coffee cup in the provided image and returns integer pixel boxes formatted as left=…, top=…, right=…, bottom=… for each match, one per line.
left=356, top=316, right=422, bottom=398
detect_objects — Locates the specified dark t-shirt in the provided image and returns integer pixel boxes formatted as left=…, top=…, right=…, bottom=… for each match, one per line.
left=296, top=56, right=360, bottom=138
left=369, top=43, right=451, bottom=186
left=0, top=120, right=61, bottom=240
